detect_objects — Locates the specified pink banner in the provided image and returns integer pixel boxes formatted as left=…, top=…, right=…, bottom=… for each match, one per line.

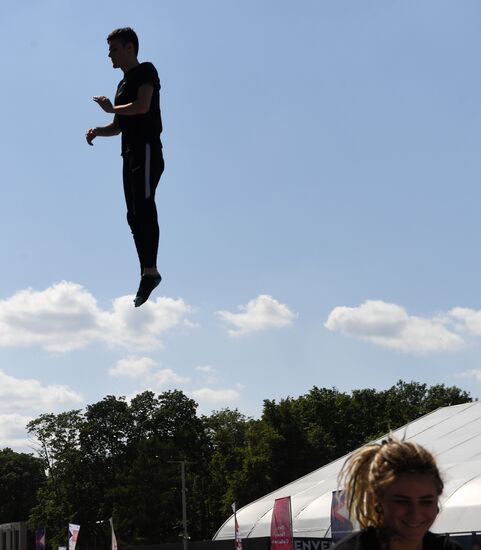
left=68, top=524, right=80, bottom=550
left=231, top=502, right=242, bottom=550
left=330, top=491, right=353, bottom=543
left=109, top=518, right=118, bottom=550
left=234, top=517, right=242, bottom=550
left=270, top=497, right=293, bottom=550
left=35, top=529, right=45, bottom=550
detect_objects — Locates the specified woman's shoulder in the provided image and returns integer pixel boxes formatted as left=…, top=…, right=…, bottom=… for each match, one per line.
left=331, top=528, right=380, bottom=550
left=332, top=529, right=463, bottom=550
left=424, top=532, right=464, bottom=550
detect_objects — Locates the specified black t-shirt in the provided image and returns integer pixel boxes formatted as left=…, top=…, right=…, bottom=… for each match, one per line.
left=331, top=529, right=463, bottom=550
left=114, top=62, right=162, bottom=154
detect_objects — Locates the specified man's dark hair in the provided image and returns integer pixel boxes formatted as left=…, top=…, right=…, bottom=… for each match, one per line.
left=107, top=27, right=139, bottom=55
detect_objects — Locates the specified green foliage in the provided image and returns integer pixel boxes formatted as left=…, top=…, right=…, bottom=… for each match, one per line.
left=220, top=380, right=472, bottom=509
left=4, top=380, right=469, bottom=547
left=202, top=408, right=251, bottom=515
left=0, top=448, right=45, bottom=523
left=27, top=410, right=85, bottom=549
left=26, top=391, right=209, bottom=548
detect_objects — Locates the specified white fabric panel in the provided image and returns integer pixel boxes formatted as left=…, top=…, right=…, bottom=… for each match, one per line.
left=214, top=402, right=481, bottom=540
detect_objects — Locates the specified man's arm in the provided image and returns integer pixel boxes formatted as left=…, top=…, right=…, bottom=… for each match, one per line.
left=86, top=117, right=120, bottom=146
left=93, top=83, right=154, bottom=116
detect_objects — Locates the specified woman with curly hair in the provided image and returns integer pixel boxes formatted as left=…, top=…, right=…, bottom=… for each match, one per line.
left=332, top=438, right=462, bottom=550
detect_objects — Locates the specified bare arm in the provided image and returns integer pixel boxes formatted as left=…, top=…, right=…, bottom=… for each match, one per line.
left=85, top=117, right=120, bottom=146
left=93, top=83, right=154, bottom=116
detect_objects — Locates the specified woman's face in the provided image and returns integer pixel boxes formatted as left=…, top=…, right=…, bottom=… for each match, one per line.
left=376, top=473, right=439, bottom=546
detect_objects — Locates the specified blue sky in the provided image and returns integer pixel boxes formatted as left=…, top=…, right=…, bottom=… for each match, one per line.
left=2, top=0, right=481, bottom=450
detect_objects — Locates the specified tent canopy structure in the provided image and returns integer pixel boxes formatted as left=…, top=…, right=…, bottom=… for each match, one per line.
left=214, top=402, right=481, bottom=540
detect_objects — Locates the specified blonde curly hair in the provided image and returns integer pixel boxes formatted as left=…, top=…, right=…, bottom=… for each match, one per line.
left=338, top=438, right=443, bottom=529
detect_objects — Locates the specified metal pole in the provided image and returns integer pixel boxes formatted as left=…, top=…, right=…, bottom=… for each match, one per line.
left=169, top=460, right=190, bottom=550
left=233, top=505, right=237, bottom=550
left=181, top=460, right=188, bottom=550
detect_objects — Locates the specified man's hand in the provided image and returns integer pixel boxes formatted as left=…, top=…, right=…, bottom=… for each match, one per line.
left=86, top=127, right=97, bottom=146
left=93, top=96, right=114, bottom=113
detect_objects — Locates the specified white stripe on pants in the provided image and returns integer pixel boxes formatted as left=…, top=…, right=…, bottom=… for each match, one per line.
left=144, top=143, right=151, bottom=199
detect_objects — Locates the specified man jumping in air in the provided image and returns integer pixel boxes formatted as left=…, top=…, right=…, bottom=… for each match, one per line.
left=86, top=27, right=164, bottom=307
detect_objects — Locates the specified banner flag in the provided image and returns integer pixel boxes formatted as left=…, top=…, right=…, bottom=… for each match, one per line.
left=231, top=503, right=242, bottom=550
left=270, top=496, right=293, bottom=550
left=35, top=528, right=46, bottom=550
left=330, top=491, right=353, bottom=544
left=109, top=518, right=118, bottom=550
left=68, top=524, right=80, bottom=550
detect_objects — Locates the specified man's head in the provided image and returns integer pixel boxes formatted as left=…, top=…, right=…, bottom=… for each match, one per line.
left=107, top=27, right=139, bottom=55
left=107, top=27, right=139, bottom=71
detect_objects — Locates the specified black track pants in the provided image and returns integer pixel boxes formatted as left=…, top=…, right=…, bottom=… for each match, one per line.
left=122, top=142, right=164, bottom=271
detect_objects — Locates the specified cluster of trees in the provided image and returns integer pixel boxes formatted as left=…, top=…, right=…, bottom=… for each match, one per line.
left=0, top=381, right=472, bottom=549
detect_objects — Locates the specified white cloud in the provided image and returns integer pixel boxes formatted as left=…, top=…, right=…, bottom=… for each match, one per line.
left=195, top=365, right=215, bottom=373
left=0, top=414, right=33, bottom=451
left=456, top=369, right=481, bottom=382
left=109, top=356, right=157, bottom=378
left=0, top=281, right=192, bottom=353
left=217, top=294, right=297, bottom=336
left=112, top=356, right=189, bottom=393
left=449, top=307, right=481, bottom=336
left=104, top=295, right=192, bottom=350
left=195, top=365, right=217, bottom=384
left=0, top=370, right=83, bottom=451
left=0, top=282, right=101, bottom=352
left=118, top=360, right=239, bottom=408
left=149, top=369, right=189, bottom=388
left=0, top=371, right=83, bottom=413
left=190, top=387, right=241, bottom=404
left=324, top=300, right=464, bottom=354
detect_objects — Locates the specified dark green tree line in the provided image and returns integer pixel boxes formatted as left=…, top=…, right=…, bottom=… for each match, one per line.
left=4, top=380, right=469, bottom=548
left=0, top=447, right=45, bottom=523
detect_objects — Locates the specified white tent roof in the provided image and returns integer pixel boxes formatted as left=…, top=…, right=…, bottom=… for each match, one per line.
left=214, top=401, right=481, bottom=540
